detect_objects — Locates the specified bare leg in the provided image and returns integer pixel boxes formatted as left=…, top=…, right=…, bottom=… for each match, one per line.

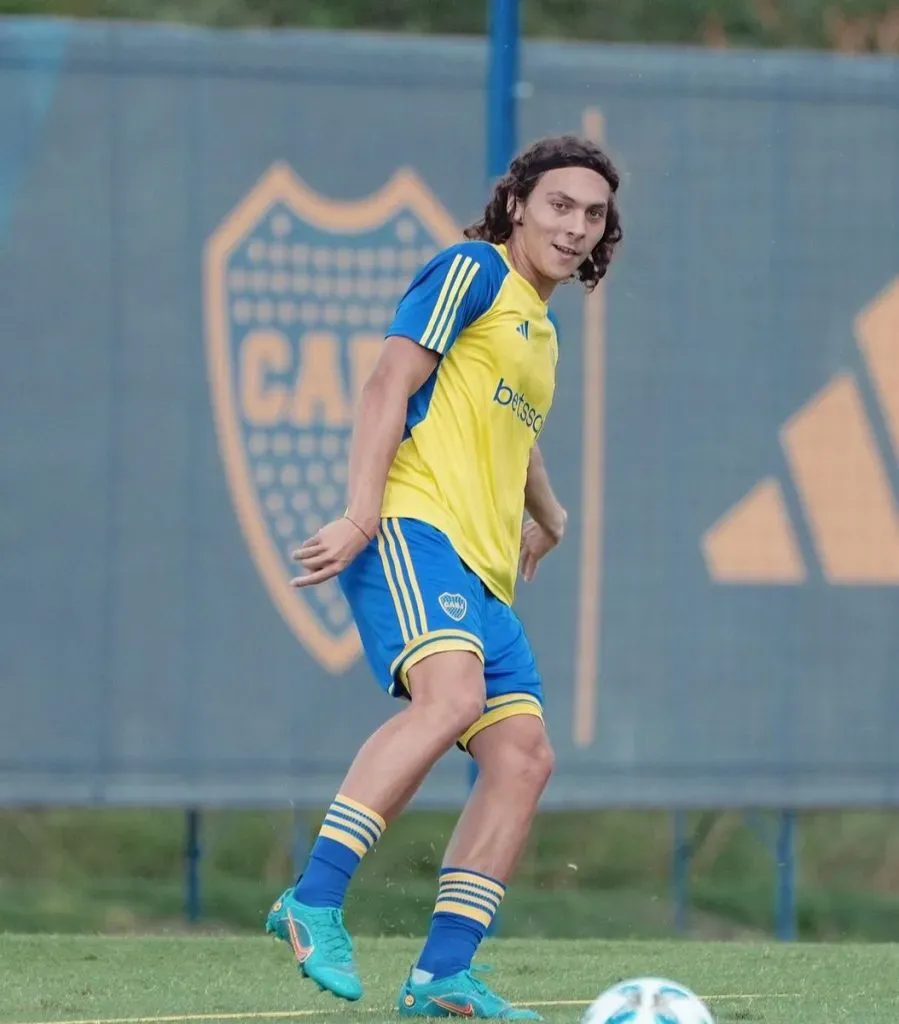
left=289, top=649, right=485, bottom=916
left=441, top=714, right=554, bottom=880
left=411, top=714, right=555, bottom=984
left=332, top=649, right=485, bottom=822
left=268, top=653, right=489, bottom=1004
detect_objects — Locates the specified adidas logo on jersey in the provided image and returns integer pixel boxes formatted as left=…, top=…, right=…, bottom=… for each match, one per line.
left=515, top=321, right=530, bottom=339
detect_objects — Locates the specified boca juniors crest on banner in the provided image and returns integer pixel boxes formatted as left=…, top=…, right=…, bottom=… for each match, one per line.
left=203, top=162, right=461, bottom=672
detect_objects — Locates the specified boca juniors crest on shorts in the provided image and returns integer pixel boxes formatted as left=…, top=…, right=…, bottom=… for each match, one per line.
left=203, top=162, right=460, bottom=672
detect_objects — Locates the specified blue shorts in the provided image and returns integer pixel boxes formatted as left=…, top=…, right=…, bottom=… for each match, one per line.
left=338, top=517, right=544, bottom=752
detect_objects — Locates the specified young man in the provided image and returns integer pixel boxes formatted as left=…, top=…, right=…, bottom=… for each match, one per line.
left=265, top=135, right=622, bottom=1020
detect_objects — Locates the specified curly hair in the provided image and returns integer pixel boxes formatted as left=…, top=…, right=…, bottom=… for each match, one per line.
left=464, top=135, right=623, bottom=290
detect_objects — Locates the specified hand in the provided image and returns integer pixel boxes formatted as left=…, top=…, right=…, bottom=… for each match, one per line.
left=290, top=516, right=373, bottom=588
left=518, top=514, right=566, bottom=583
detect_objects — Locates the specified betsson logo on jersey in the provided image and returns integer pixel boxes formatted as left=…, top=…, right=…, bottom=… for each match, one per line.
left=493, top=377, right=545, bottom=436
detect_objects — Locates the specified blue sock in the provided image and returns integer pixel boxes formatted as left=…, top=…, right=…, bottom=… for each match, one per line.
left=293, top=794, right=386, bottom=908
left=415, top=868, right=505, bottom=980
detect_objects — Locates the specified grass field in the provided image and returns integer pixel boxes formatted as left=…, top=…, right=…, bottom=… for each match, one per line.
left=2, top=934, right=899, bottom=1024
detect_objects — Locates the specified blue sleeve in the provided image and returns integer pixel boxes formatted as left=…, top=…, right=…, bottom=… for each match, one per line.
left=547, top=308, right=560, bottom=335
left=547, top=308, right=561, bottom=343
left=387, top=242, right=505, bottom=356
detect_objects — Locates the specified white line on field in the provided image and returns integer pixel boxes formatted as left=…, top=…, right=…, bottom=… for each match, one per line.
left=7, top=993, right=801, bottom=1024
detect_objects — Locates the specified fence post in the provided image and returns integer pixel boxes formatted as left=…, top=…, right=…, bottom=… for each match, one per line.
left=671, top=810, right=691, bottom=933
left=775, top=810, right=797, bottom=941
left=183, top=808, right=202, bottom=924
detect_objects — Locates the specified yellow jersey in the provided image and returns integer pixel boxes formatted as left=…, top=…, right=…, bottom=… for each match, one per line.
left=381, top=241, right=559, bottom=605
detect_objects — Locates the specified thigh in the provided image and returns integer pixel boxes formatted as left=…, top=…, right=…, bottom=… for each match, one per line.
left=339, top=517, right=486, bottom=698
left=456, top=594, right=544, bottom=752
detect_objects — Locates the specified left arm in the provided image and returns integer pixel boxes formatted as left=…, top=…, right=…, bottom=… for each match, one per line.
left=524, top=444, right=567, bottom=543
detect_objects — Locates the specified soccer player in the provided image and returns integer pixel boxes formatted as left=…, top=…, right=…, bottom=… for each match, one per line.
left=265, top=135, right=622, bottom=1019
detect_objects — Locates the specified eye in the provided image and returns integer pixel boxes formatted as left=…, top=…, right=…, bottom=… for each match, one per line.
left=550, top=200, right=567, bottom=212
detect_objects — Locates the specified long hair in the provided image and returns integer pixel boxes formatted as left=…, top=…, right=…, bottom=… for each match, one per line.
left=464, top=135, right=623, bottom=290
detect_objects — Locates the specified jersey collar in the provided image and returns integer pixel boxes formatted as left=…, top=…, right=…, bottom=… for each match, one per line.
left=494, top=243, right=550, bottom=307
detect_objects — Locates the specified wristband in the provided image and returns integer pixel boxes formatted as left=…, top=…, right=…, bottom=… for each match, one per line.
left=344, top=514, right=374, bottom=542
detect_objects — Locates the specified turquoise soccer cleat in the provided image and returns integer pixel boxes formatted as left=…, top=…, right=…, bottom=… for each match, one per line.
left=264, top=887, right=363, bottom=1002
left=397, top=965, right=543, bottom=1020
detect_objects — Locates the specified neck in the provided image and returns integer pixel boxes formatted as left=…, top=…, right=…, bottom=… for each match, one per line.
left=504, top=234, right=554, bottom=302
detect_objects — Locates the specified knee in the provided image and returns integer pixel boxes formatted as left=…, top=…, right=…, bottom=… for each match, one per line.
left=522, top=733, right=556, bottom=791
left=488, top=729, right=555, bottom=793
left=438, top=689, right=486, bottom=737
left=408, top=652, right=485, bottom=737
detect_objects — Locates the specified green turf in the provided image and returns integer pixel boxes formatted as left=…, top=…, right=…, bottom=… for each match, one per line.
left=1, top=935, right=898, bottom=1024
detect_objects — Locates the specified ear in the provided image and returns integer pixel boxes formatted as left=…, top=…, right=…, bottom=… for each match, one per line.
left=506, top=193, right=524, bottom=226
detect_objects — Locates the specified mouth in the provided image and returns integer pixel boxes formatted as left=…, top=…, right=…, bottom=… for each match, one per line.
left=552, top=243, right=580, bottom=260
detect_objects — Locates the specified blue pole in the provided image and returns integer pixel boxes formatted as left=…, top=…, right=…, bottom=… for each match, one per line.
left=487, top=0, right=519, bottom=182
left=671, top=811, right=690, bottom=933
left=184, top=808, right=201, bottom=925
left=775, top=810, right=797, bottom=941
left=474, top=0, right=519, bottom=939
left=476, top=0, right=520, bottom=805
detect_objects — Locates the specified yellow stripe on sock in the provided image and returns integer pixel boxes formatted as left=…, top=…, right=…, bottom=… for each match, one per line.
left=319, top=824, right=367, bottom=858
left=438, top=886, right=501, bottom=915
left=334, top=794, right=387, bottom=833
left=327, top=806, right=380, bottom=837
left=440, top=871, right=506, bottom=899
left=323, top=811, right=378, bottom=848
left=440, top=879, right=503, bottom=902
left=332, top=803, right=386, bottom=839
left=433, top=899, right=493, bottom=928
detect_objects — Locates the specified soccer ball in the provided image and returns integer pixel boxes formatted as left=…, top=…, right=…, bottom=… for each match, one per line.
left=582, top=977, right=715, bottom=1024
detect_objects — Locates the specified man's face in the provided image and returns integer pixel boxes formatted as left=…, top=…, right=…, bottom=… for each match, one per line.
left=514, top=166, right=611, bottom=284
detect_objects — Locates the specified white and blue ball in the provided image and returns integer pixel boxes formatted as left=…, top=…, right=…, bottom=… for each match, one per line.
left=582, top=977, right=715, bottom=1024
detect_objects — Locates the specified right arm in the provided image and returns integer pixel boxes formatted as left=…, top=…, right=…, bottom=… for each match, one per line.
left=291, top=241, right=495, bottom=587
left=290, top=338, right=436, bottom=588
left=348, top=241, right=498, bottom=535
left=345, top=338, right=439, bottom=539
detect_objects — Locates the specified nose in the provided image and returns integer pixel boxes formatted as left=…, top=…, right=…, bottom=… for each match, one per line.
left=566, top=210, right=587, bottom=240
